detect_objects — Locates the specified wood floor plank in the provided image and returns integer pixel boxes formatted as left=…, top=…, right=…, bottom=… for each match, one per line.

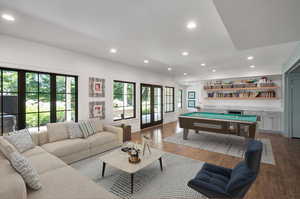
left=132, top=121, right=300, bottom=199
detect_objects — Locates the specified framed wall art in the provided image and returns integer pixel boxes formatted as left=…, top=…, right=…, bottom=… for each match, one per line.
left=188, top=91, right=196, bottom=99
left=89, top=101, right=105, bottom=119
left=89, top=77, right=105, bottom=97
left=188, top=100, right=196, bottom=108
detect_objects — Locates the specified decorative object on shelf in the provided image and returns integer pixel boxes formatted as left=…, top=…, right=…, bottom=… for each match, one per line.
left=188, top=100, right=196, bottom=108
left=188, top=91, right=196, bottom=99
left=204, top=77, right=279, bottom=100
left=89, top=101, right=105, bottom=119
left=89, top=77, right=105, bottom=97
left=128, top=144, right=141, bottom=164
left=142, top=135, right=152, bottom=155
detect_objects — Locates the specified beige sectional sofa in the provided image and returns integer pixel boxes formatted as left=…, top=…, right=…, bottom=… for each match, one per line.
left=0, top=122, right=123, bottom=199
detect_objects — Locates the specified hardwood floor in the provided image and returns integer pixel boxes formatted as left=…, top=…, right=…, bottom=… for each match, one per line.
left=132, top=122, right=300, bottom=199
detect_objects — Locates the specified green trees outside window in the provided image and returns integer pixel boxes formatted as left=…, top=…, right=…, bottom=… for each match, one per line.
left=0, top=67, right=78, bottom=135
left=113, top=81, right=135, bottom=120
left=25, top=72, right=51, bottom=129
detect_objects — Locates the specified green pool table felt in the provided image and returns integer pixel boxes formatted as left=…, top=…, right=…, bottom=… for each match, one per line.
left=180, top=112, right=257, bottom=123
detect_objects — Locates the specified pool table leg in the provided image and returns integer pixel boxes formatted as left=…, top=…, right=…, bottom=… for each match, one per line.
left=183, top=129, right=189, bottom=140
left=249, top=124, right=256, bottom=139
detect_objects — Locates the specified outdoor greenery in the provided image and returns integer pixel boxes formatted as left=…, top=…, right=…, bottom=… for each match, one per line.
left=1, top=70, right=76, bottom=129
left=113, top=82, right=135, bottom=120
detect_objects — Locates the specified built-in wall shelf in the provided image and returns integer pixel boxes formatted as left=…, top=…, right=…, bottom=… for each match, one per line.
left=205, top=97, right=279, bottom=100
left=204, top=77, right=280, bottom=100
left=204, top=86, right=279, bottom=91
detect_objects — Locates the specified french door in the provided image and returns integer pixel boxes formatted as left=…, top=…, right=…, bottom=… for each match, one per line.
left=140, top=84, right=163, bottom=129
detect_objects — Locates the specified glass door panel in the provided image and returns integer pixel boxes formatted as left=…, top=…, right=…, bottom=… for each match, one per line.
left=141, top=84, right=163, bottom=129
left=154, top=87, right=162, bottom=122
left=141, top=85, right=151, bottom=126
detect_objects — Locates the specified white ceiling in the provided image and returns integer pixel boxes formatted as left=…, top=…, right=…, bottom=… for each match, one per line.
left=213, top=0, right=300, bottom=50
left=0, top=0, right=299, bottom=84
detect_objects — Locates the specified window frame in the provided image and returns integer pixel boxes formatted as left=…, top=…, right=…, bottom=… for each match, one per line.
left=165, top=86, right=175, bottom=113
left=0, top=66, right=78, bottom=134
left=178, top=89, right=183, bottom=109
left=113, top=80, right=136, bottom=121
left=24, top=72, right=51, bottom=130
left=55, top=75, right=77, bottom=123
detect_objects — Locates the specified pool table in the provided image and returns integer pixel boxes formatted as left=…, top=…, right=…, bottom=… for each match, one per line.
left=179, top=112, right=257, bottom=139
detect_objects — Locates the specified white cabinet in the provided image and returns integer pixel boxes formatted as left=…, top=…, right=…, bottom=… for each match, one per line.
left=260, top=111, right=282, bottom=132
left=244, top=110, right=282, bottom=132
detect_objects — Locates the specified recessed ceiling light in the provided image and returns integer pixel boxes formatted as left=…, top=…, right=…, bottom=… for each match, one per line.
left=201, top=63, right=206, bottom=66
left=168, top=67, right=172, bottom=71
left=212, top=69, right=217, bottom=73
left=184, top=73, right=188, bottom=76
left=186, top=21, right=197, bottom=30
left=249, top=65, right=255, bottom=68
left=1, top=13, right=15, bottom=22
left=182, top=51, right=189, bottom=56
left=144, top=60, right=149, bottom=64
left=109, top=48, right=117, bottom=54
left=247, top=56, right=254, bottom=60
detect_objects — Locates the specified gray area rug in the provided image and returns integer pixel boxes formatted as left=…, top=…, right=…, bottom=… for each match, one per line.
left=71, top=152, right=207, bottom=199
left=163, top=131, right=275, bottom=165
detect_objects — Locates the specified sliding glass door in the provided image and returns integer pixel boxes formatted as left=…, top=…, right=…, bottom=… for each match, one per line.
left=141, top=84, right=163, bottom=129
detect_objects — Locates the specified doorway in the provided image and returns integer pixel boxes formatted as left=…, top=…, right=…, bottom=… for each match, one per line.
left=285, top=59, right=300, bottom=138
left=140, top=84, right=163, bottom=129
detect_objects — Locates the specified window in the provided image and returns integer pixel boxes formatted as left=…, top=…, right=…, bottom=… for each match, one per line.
left=56, top=76, right=76, bottom=122
left=0, top=67, right=78, bottom=135
left=113, top=81, right=135, bottom=121
left=165, top=87, right=174, bottom=112
left=25, top=72, right=51, bottom=131
left=0, top=70, right=19, bottom=134
left=178, top=89, right=183, bottom=108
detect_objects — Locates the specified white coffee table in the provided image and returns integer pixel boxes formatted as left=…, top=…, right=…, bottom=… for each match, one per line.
left=99, top=145, right=165, bottom=194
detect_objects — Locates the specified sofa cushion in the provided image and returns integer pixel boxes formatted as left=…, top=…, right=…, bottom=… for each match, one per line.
left=42, top=138, right=89, bottom=158
left=10, top=151, right=42, bottom=190
left=4, top=129, right=35, bottom=153
left=0, top=136, right=17, bottom=159
left=90, top=118, right=104, bottom=132
left=22, top=146, right=46, bottom=157
left=0, top=161, right=27, bottom=199
left=47, top=122, right=69, bottom=143
left=66, top=122, right=83, bottom=139
left=26, top=152, right=67, bottom=174
left=27, top=166, right=117, bottom=199
left=85, top=131, right=117, bottom=148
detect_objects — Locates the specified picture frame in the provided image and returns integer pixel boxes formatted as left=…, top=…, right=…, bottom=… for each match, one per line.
left=89, top=77, right=105, bottom=97
left=89, top=101, right=105, bottom=119
left=188, top=100, right=196, bottom=108
left=188, top=91, right=196, bottom=99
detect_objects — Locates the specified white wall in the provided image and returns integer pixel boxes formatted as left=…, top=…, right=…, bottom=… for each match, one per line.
left=0, top=34, right=184, bottom=132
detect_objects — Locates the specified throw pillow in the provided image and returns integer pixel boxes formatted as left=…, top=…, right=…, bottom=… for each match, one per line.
left=0, top=137, right=18, bottom=160
left=90, top=119, right=104, bottom=133
left=10, top=151, right=42, bottom=190
left=4, top=129, right=35, bottom=153
left=47, top=122, right=69, bottom=142
left=79, top=121, right=96, bottom=138
left=66, top=122, right=83, bottom=139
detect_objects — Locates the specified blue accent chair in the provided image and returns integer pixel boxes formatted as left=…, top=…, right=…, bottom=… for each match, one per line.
left=188, top=140, right=263, bottom=198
